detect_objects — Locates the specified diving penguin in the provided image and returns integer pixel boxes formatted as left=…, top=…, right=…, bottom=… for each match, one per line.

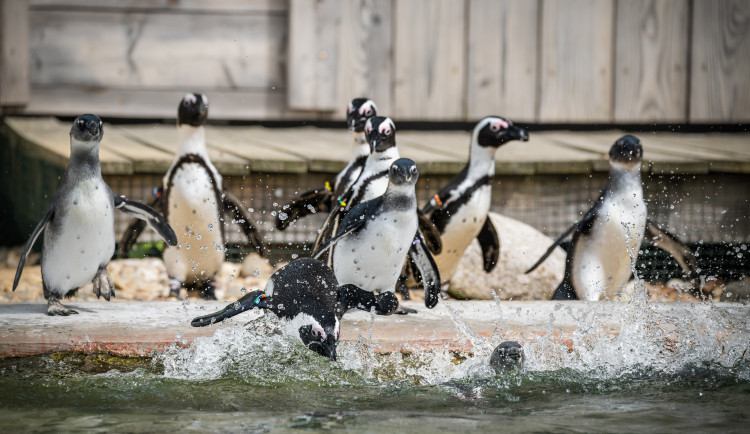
left=420, top=116, right=529, bottom=284
left=13, top=114, right=178, bottom=315
left=312, top=158, right=442, bottom=311
left=275, top=98, right=378, bottom=230
left=119, top=93, right=266, bottom=300
left=191, top=257, right=398, bottom=360
left=526, top=135, right=700, bottom=300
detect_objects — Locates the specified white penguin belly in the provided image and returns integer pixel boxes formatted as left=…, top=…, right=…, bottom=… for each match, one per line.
left=433, top=187, right=491, bottom=281
left=573, top=199, right=647, bottom=301
left=333, top=212, right=417, bottom=293
left=163, top=164, right=224, bottom=284
left=42, top=179, right=114, bottom=295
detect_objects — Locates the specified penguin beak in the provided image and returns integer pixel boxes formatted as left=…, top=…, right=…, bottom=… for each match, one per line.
left=508, top=125, right=529, bottom=142
left=324, top=335, right=337, bottom=361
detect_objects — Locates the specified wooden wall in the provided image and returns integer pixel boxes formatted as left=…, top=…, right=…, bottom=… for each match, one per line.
left=0, top=0, right=748, bottom=123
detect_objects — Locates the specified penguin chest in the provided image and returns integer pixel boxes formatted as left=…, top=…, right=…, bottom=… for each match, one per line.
left=333, top=211, right=417, bottom=293
left=163, top=163, right=225, bottom=283
left=573, top=197, right=647, bottom=300
left=434, top=186, right=492, bottom=280
left=42, top=178, right=115, bottom=293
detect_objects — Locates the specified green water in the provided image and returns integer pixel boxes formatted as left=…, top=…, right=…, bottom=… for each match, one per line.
left=1, top=349, right=748, bottom=433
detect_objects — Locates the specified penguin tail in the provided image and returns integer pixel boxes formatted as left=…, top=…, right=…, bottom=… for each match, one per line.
left=191, top=290, right=266, bottom=327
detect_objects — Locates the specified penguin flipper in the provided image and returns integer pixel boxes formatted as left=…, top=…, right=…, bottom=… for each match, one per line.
left=312, top=205, right=344, bottom=256
left=311, top=216, right=364, bottom=259
left=191, top=290, right=267, bottom=327
left=417, top=210, right=442, bottom=254
left=477, top=216, right=500, bottom=273
left=645, top=220, right=699, bottom=281
left=13, top=204, right=55, bottom=291
left=222, top=188, right=267, bottom=257
left=408, top=232, right=441, bottom=309
left=114, top=194, right=178, bottom=246
left=275, top=187, right=333, bottom=230
left=338, top=284, right=399, bottom=315
left=119, top=190, right=163, bottom=256
left=525, top=211, right=596, bottom=274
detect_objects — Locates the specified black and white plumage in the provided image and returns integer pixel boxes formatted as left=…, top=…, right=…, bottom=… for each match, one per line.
left=119, top=93, right=265, bottom=299
left=421, top=116, right=528, bottom=283
left=527, top=135, right=700, bottom=301
left=13, top=114, right=177, bottom=315
left=191, top=258, right=397, bottom=360
left=275, top=98, right=377, bottom=230
left=312, top=158, right=441, bottom=311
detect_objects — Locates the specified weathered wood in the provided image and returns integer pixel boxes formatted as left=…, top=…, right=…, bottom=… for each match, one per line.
left=614, top=0, right=689, bottom=123
left=690, top=0, right=750, bottom=122
left=335, top=0, right=394, bottom=118
left=393, top=0, right=467, bottom=120
left=209, top=127, right=308, bottom=174
left=539, top=0, right=615, bottom=122
left=29, top=0, right=288, bottom=12
left=102, top=126, right=175, bottom=174
left=0, top=0, right=30, bottom=108
left=467, top=0, right=538, bottom=122
left=29, top=9, right=286, bottom=91
left=287, top=0, right=340, bottom=111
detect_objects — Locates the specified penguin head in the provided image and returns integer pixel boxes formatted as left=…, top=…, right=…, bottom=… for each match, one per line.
left=489, top=341, right=525, bottom=371
left=178, top=93, right=209, bottom=127
left=475, top=116, right=529, bottom=149
left=297, top=311, right=339, bottom=361
left=365, top=116, right=397, bottom=153
left=389, top=158, right=419, bottom=187
left=347, top=98, right=378, bottom=132
left=609, top=135, right=643, bottom=169
left=70, top=114, right=104, bottom=146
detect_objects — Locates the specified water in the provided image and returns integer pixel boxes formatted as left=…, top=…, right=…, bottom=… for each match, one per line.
left=1, top=304, right=749, bottom=432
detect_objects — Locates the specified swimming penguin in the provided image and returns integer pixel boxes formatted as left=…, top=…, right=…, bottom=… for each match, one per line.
left=526, top=135, right=700, bottom=300
left=120, top=93, right=266, bottom=300
left=312, top=158, right=441, bottom=312
left=13, top=114, right=178, bottom=315
left=490, top=341, right=525, bottom=371
left=191, top=257, right=398, bottom=360
left=275, top=98, right=377, bottom=230
left=420, top=116, right=528, bottom=284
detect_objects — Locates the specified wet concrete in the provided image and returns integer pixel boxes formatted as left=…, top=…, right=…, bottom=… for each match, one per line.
left=0, top=300, right=748, bottom=357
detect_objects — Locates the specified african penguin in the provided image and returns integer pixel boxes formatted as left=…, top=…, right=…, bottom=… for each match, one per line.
left=312, top=158, right=441, bottom=312
left=421, top=116, right=528, bottom=284
left=275, top=98, right=378, bottom=231
left=490, top=341, right=525, bottom=371
left=192, top=257, right=398, bottom=360
left=12, top=114, right=178, bottom=315
left=119, top=93, right=265, bottom=300
left=527, top=135, right=699, bottom=301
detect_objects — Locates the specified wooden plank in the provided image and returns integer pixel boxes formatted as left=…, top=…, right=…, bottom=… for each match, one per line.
left=102, top=126, right=176, bottom=174
left=4, top=117, right=133, bottom=174
left=287, top=0, right=339, bottom=111
left=614, top=0, right=689, bottom=123
left=209, top=127, right=308, bottom=174
left=539, top=0, right=615, bottom=122
left=690, top=0, right=750, bottom=122
left=29, top=0, right=288, bottom=12
left=393, top=0, right=467, bottom=120
left=467, top=0, right=538, bottom=122
left=335, top=0, right=394, bottom=118
left=0, top=0, right=30, bottom=107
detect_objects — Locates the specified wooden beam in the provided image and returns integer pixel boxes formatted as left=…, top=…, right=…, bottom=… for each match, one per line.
left=0, top=0, right=30, bottom=109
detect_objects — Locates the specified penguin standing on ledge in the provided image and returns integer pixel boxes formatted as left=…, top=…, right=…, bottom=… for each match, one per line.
left=313, top=158, right=441, bottom=312
left=192, top=258, right=398, bottom=361
left=13, top=114, right=178, bottom=315
left=527, top=135, right=699, bottom=300
left=421, top=116, right=528, bottom=284
left=119, top=93, right=266, bottom=300
left=275, top=98, right=377, bottom=230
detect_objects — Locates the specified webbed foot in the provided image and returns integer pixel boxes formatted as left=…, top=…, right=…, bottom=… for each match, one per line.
left=394, top=307, right=418, bottom=315
left=92, top=266, right=115, bottom=301
left=375, top=292, right=399, bottom=315
left=47, top=298, right=78, bottom=316
left=167, top=279, right=185, bottom=300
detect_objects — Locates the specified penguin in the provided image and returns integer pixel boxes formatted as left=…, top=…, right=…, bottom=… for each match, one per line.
left=490, top=341, right=525, bottom=371
left=312, top=158, right=442, bottom=312
left=12, top=114, right=178, bottom=315
left=526, top=135, right=700, bottom=301
left=420, top=116, right=529, bottom=284
left=275, top=98, right=377, bottom=230
left=119, top=93, right=266, bottom=300
left=191, top=257, right=398, bottom=360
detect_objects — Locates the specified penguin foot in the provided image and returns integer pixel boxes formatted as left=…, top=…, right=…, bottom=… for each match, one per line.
left=47, top=299, right=78, bottom=316
left=394, top=307, right=418, bottom=315
left=167, top=279, right=185, bottom=300
left=374, top=292, right=399, bottom=315
left=92, top=266, right=115, bottom=301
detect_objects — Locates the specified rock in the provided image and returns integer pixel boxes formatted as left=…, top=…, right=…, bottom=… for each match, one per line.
left=720, top=277, right=750, bottom=302
left=447, top=213, right=565, bottom=300
left=240, top=253, right=275, bottom=280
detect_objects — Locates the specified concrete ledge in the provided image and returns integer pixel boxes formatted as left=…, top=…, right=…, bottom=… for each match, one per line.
left=1, top=300, right=748, bottom=358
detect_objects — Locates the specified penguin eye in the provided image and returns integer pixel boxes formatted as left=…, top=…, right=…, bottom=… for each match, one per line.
left=410, top=166, right=417, bottom=175
left=77, top=119, right=86, bottom=128
left=490, top=122, right=501, bottom=132
left=98, top=120, right=103, bottom=128
left=363, top=108, right=372, bottom=117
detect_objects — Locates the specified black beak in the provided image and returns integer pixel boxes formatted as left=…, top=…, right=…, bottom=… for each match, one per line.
left=509, top=125, right=529, bottom=142
left=324, top=335, right=337, bottom=361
